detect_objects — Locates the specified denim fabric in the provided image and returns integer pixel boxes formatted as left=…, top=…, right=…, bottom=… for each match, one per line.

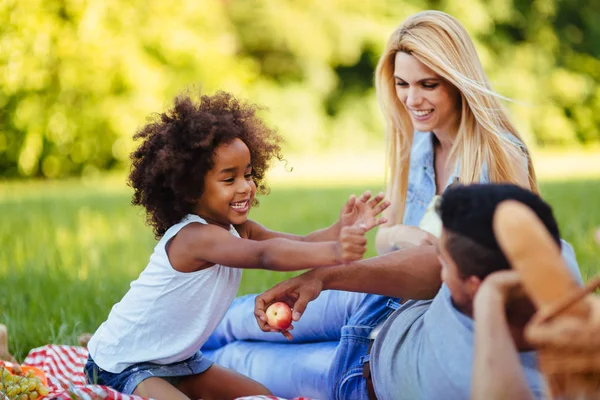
left=203, top=341, right=338, bottom=399
left=202, top=131, right=584, bottom=399
left=84, top=351, right=213, bottom=395
left=326, top=295, right=401, bottom=400
left=203, top=290, right=368, bottom=399
left=202, top=131, right=492, bottom=399
left=203, top=293, right=400, bottom=400
left=204, top=290, right=368, bottom=349
left=403, top=131, right=468, bottom=226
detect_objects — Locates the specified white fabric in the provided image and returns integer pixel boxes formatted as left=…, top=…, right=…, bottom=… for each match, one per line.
left=418, top=195, right=442, bottom=238
left=88, top=214, right=242, bottom=373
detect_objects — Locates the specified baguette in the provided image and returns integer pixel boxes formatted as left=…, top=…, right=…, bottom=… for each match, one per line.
left=492, top=200, right=589, bottom=319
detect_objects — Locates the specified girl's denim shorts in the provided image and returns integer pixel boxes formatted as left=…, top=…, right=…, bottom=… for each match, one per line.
left=84, top=351, right=213, bottom=395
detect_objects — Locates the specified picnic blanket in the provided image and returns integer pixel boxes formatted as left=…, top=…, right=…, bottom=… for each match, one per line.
left=20, top=344, right=311, bottom=400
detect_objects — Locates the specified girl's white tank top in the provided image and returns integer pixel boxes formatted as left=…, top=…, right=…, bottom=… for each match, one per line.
left=87, top=214, right=242, bottom=373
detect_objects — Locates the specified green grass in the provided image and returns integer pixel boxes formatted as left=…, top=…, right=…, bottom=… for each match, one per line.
left=1, top=178, right=599, bottom=361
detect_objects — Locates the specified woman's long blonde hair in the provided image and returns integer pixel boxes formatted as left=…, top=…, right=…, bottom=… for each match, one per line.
left=376, top=10, right=538, bottom=224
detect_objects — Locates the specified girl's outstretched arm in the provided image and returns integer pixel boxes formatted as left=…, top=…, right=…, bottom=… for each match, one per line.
left=241, top=191, right=389, bottom=242
left=167, top=222, right=368, bottom=272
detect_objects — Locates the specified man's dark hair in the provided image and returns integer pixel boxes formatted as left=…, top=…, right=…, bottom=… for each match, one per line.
left=438, top=184, right=561, bottom=279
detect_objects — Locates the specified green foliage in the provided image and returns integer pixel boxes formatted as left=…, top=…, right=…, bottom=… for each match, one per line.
left=0, top=0, right=599, bottom=178
left=1, top=178, right=599, bottom=361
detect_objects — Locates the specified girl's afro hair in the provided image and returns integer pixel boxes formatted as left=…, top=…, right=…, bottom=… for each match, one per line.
left=129, top=90, right=283, bottom=237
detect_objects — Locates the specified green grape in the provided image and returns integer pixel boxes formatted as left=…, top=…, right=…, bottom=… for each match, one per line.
left=0, top=367, right=50, bottom=400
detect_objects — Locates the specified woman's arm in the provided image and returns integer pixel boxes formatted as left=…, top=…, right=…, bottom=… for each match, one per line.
left=375, top=224, right=433, bottom=255
left=374, top=194, right=400, bottom=254
left=374, top=192, right=434, bottom=254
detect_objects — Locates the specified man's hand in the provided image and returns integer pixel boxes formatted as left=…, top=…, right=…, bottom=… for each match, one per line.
left=475, top=270, right=535, bottom=330
left=476, top=270, right=523, bottom=302
left=254, top=271, right=323, bottom=340
left=471, top=270, right=537, bottom=400
left=339, top=191, right=389, bottom=230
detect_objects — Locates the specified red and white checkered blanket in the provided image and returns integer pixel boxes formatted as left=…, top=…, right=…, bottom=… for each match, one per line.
left=22, top=344, right=142, bottom=400
left=21, top=345, right=311, bottom=400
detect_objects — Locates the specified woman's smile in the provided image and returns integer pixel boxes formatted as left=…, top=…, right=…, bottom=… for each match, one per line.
left=409, top=108, right=434, bottom=120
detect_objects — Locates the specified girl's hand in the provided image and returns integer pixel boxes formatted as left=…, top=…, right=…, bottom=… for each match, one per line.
left=336, top=225, right=368, bottom=263
left=339, top=191, right=389, bottom=230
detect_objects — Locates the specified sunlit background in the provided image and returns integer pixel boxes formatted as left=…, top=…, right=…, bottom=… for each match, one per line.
left=1, top=0, right=599, bottom=180
left=0, top=0, right=599, bottom=360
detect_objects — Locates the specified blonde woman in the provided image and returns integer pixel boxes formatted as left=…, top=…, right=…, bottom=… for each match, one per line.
left=374, top=9, right=534, bottom=253
left=201, top=11, right=581, bottom=400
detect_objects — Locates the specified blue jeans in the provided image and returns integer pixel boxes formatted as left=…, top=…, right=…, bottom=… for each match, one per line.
left=84, top=351, right=213, bottom=395
left=202, top=291, right=401, bottom=400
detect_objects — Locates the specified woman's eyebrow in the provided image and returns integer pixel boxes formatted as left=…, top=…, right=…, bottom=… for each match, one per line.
left=393, top=75, right=439, bottom=83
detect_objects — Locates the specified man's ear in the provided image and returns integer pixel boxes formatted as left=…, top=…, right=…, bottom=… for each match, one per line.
left=465, top=275, right=482, bottom=302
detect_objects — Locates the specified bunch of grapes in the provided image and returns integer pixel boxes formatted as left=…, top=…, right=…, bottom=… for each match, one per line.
left=0, top=367, right=49, bottom=399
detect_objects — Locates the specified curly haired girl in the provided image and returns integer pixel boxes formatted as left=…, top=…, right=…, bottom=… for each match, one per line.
left=84, top=91, right=389, bottom=400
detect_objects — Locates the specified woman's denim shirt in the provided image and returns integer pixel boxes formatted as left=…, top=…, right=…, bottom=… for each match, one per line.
left=402, top=131, right=476, bottom=226
left=402, top=130, right=530, bottom=226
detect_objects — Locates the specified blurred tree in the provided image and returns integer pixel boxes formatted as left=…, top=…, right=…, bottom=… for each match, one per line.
left=0, top=0, right=598, bottom=178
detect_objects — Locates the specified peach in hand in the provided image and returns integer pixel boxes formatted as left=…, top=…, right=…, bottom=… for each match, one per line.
left=265, top=302, right=293, bottom=330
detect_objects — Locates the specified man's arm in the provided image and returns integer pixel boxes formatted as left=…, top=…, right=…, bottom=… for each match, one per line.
left=471, top=271, right=535, bottom=400
left=254, top=245, right=442, bottom=337
left=319, top=244, right=441, bottom=298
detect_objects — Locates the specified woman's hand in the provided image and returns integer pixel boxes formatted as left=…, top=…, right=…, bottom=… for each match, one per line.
left=339, top=191, right=389, bottom=230
left=254, top=271, right=323, bottom=340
